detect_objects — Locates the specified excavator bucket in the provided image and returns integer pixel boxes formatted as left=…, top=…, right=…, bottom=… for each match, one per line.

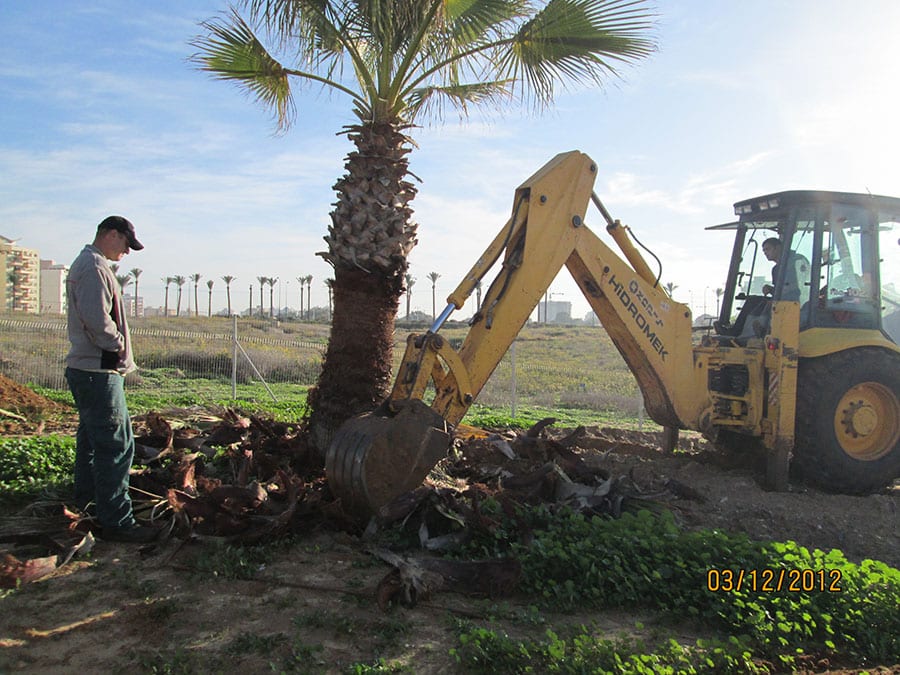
left=325, top=399, right=452, bottom=517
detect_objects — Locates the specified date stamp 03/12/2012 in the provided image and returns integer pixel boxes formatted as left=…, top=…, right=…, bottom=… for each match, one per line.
left=706, top=568, right=843, bottom=593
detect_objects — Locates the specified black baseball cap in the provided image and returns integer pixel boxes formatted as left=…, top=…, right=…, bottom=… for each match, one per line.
left=98, top=215, right=144, bottom=251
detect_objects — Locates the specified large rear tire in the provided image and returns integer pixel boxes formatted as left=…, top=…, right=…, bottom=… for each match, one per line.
left=794, top=348, right=900, bottom=494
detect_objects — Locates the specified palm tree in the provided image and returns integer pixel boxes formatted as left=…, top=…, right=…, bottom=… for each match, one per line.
left=163, top=276, right=174, bottom=316
left=325, top=278, right=334, bottom=320
left=249, top=283, right=253, bottom=316
left=130, top=268, right=142, bottom=317
left=304, top=275, right=313, bottom=320
left=268, top=277, right=278, bottom=318
left=257, top=276, right=267, bottom=317
left=190, top=273, right=202, bottom=317
left=715, top=287, right=724, bottom=315
left=207, top=279, right=215, bottom=317
left=404, top=273, right=415, bottom=321
left=116, top=274, right=133, bottom=316
left=427, top=272, right=441, bottom=321
left=296, top=275, right=305, bottom=321
left=193, top=0, right=656, bottom=455
left=174, top=275, right=187, bottom=317
left=222, top=275, right=236, bottom=316
left=664, top=281, right=678, bottom=298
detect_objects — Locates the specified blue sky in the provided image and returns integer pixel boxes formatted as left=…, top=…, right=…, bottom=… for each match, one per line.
left=2, top=1, right=898, bottom=319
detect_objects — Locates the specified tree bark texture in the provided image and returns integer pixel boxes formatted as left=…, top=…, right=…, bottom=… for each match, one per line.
left=307, top=121, right=418, bottom=461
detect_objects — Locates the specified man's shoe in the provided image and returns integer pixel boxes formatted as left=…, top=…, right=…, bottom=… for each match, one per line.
left=101, top=524, right=158, bottom=543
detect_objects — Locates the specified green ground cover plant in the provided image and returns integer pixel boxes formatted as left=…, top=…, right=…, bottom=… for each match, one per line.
left=458, top=503, right=900, bottom=669
left=0, top=435, right=74, bottom=504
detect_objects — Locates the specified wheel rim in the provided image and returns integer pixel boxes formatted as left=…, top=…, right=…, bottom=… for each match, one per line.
left=833, top=382, right=900, bottom=461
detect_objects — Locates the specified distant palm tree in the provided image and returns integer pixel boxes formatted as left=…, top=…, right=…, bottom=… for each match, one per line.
left=427, top=272, right=441, bottom=321
left=109, top=263, right=119, bottom=275
left=304, top=275, right=313, bottom=320
left=664, top=281, right=678, bottom=298
left=257, top=276, right=267, bottom=317
left=404, top=273, right=415, bottom=321
left=325, top=278, right=334, bottom=320
left=163, top=276, right=174, bottom=316
left=116, top=273, right=133, bottom=315
left=296, top=275, right=305, bottom=320
left=174, top=275, right=187, bottom=317
left=268, top=277, right=277, bottom=318
left=190, top=273, right=202, bottom=317
left=221, top=275, right=236, bottom=316
left=248, top=283, right=253, bottom=316
left=715, top=287, right=724, bottom=315
left=207, top=279, right=215, bottom=317
left=130, top=268, right=142, bottom=317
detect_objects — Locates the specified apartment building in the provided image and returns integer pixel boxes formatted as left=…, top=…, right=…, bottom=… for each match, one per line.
left=40, top=259, right=69, bottom=314
left=1, top=235, right=40, bottom=313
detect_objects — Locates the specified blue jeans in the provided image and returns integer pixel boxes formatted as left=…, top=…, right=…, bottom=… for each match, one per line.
left=65, top=367, right=136, bottom=529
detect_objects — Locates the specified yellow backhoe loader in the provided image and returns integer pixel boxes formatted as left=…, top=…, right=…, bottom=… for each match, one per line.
left=326, top=151, right=900, bottom=516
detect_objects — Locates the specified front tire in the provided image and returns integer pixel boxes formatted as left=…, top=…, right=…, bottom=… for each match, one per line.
left=794, top=348, right=900, bottom=494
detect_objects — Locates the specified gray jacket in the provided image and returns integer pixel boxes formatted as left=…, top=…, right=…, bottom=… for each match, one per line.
left=66, top=244, right=136, bottom=374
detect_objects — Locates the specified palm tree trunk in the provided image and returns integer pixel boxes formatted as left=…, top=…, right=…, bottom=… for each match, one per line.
left=307, top=121, right=415, bottom=460
left=307, top=268, right=400, bottom=456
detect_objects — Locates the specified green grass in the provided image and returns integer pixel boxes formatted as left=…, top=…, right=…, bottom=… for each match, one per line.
left=12, top=322, right=648, bottom=424
left=34, top=381, right=311, bottom=423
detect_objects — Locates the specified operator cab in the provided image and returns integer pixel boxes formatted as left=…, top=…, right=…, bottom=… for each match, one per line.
left=709, top=190, right=900, bottom=343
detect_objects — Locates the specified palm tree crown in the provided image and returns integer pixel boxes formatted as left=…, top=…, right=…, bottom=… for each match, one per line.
left=192, top=0, right=656, bottom=279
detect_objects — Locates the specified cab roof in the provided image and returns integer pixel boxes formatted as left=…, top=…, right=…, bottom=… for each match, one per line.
left=708, top=190, right=900, bottom=230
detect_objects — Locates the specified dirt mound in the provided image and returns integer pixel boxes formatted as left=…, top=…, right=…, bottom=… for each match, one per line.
left=0, top=373, right=64, bottom=413
left=0, top=373, right=72, bottom=434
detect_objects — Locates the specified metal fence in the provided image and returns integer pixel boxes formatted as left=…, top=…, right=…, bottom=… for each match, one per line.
left=0, top=316, right=326, bottom=403
left=0, top=315, right=645, bottom=420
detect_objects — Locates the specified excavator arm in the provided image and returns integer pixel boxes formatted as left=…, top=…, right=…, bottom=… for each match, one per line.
left=326, top=151, right=702, bottom=515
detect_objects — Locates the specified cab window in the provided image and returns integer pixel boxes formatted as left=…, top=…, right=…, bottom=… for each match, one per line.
left=809, top=204, right=878, bottom=330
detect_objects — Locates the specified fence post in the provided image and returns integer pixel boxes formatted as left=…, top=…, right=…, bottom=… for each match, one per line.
left=510, top=340, right=517, bottom=418
left=232, top=315, right=238, bottom=399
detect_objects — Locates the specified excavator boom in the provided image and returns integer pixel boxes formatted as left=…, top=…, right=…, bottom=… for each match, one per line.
left=327, top=151, right=703, bottom=515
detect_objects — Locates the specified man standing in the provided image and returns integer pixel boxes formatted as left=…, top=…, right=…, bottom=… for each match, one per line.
left=65, top=216, right=156, bottom=543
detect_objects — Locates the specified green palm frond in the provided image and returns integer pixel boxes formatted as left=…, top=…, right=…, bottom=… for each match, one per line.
left=500, top=0, right=656, bottom=103
left=440, top=0, right=527, bottom=44
left=406, top=80, right=513, bottom=119
left=191, top=9, right=295, bottom=131
left=194, top=0, right=656, bottom=130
